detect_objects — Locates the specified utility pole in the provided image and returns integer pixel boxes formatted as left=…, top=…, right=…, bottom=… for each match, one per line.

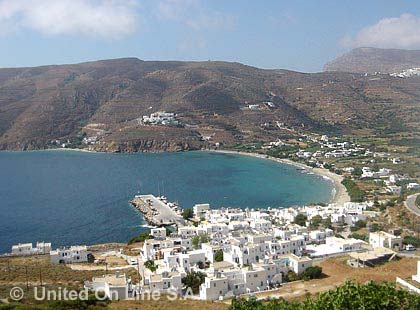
left=25, top=265, right=29, bottom=292
left=39, top=267, right=43, bottom=287
left=7, top=260, right=10, bottom=280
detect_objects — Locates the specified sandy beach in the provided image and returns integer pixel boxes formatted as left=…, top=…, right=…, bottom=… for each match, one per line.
left=207, top=149, right=351, bottom=206
left=43, top=147, right=351, bottom=205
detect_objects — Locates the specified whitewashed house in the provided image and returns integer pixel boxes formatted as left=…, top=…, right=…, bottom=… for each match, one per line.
left=142, top=238, right=192, bottom=260
left=178, top=226, right=198, bottom=238
left=86, top=273, right=130, bottom=300
left=11, top=242, right=51, bottom=256
left=201, top=243, right=222, bottom=263
left=369, top=231, right=403, bottom=251
left=35, top=242, right=52, bottom=254
left=224, top=242, right=265, bottom=266
left=309, top=229, right=334, bottom=243
left=11, top=243, right=33, bottom=255
left=179, top=250, right=206, bottom=271
left=151, top=228, right=167, bottom=240
left=199, top=273, right=229, bottom=300
left=148, top=271, right=183, bottom=294
left=50, top=245, right=88, bottom=264
left=193, top=204, right=210, bottom=218
left=250, top=219, right=272, bottom=232
left=306, top=237, right=366, bottom=257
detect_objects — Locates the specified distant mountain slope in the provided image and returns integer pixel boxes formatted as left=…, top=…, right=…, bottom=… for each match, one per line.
left=0, top=58, right=418, bottom=151
left=324, top=47, right=420, bottom=74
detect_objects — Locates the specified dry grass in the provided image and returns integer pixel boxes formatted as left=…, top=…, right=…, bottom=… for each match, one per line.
left=0, top=255, right=137, bottom=286
left=254, top=256, right=417, bottom=300
left=109, top=299, right=229, bottom=310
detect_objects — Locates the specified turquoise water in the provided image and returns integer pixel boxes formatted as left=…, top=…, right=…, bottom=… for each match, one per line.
left=0, top=150, right=333, bottom=253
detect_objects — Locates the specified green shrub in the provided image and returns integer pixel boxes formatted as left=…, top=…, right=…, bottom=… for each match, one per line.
left=230, top=280, right=420, bottom=310
left=214, top=249, right=224, bottom=262
left=128, top=231, right=152, bottom=244
left=182, top=208, right=194, bottom=220
left=342, top=178, right=364, bottom=202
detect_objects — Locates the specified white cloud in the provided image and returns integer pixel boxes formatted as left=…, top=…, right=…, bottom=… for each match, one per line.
left=156, top=0, right=234, bottom=31
left=0, top=0, right=139, bottom=39
left=343, top=13, right=420, bottom=49
left=178, top=36, right=206, bottom=51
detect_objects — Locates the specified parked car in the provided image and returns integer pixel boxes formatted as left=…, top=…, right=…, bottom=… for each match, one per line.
left=405, top=244, right=416, bottom=251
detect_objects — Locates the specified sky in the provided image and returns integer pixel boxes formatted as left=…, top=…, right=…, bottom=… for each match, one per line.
left=1, top=0, right=420, bottom=72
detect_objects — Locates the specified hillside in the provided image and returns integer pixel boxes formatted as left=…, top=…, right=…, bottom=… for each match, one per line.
left=324, top=47, right=420, bottom=74
left=0, top=58, right=419, bottom=152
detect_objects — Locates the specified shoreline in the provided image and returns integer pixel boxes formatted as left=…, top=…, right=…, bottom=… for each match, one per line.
left=206, top=149, right=351, bottom=206
left=2, top=147, right=351, bottom=206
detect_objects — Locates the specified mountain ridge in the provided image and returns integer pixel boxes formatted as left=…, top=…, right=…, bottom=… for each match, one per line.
left=0, top=57, right=418, bottom=152
left=324, top=47, right=420, bottom=73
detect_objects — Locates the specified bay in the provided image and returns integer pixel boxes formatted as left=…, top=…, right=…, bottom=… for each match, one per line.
left=0, top=150, right=333, bottom=253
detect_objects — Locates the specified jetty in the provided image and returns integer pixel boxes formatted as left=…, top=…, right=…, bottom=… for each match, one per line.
left=130, top=194, right=185, bottom=226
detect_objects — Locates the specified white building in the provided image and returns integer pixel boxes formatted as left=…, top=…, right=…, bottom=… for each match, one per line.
left=224, top=242, right=265, bottom=266
left=199, top=254, right=312, bottom=300
left=151, top=228, right=167, bottom=240
left=199, top=273, right=229, bottom=300
left=369, top=231, right=403, bottom=251
left=11, top=242, right=51, bottom=256
left=202, top=243, right=222, bottom=263
left=273, top=254, right=313, bottom=274
left=250, top=219, right=272, bottom=232
left=193, top=204, right=210, bottom=218
left=11, top=243, right=34, bottom=256
left=142, top=112, right=178, bottom=126
left=178, top=226, right=198, bottom=238
left=179, top=250, right=206, bottom=271
left=147, top=271, right=183, bottom=294
left=309, top=229, right=334, bottom=243
left=142, top=238, right=193, bottom=260
left=50, top=245, right=88, bottom=264
left=386, top=185, right=402, bottom=195
left=86, top=273, right=130, bottom=300
left=306, top=237, right=366, bottom=257
left=408, top=183, right=420, bottom=191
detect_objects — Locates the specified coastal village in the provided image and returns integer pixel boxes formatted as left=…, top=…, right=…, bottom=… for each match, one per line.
left=3, top=1, right=420, bottom=307
left=2, top=123, right=420, bottom=305
left=4, top=186, right=420, bottom=302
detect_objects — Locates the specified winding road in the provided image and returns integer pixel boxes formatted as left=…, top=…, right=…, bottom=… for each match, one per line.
left=405, top=193, right=420, bottom=216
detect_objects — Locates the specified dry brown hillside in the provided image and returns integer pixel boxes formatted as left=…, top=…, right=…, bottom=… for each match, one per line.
left=0, top=58, right=418, bottom=151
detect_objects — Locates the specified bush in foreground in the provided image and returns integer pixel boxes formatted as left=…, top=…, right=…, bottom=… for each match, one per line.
left=230, top=281, right=420, bottom=310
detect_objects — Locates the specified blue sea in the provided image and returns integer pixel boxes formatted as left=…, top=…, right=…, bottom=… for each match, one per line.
left=0, top=150, right=333, bottom=253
